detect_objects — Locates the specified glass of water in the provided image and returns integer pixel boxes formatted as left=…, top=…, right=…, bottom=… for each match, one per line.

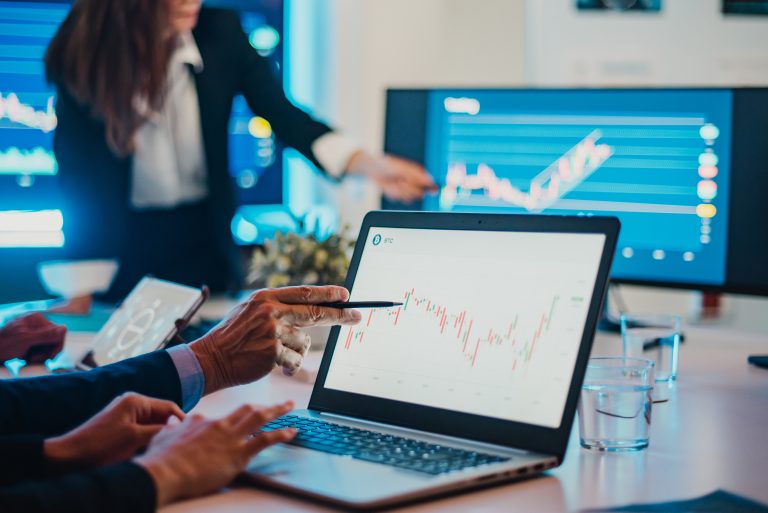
left=578, top=357, right=655, bottom=451
left=621, top=313, right=681, bottom=382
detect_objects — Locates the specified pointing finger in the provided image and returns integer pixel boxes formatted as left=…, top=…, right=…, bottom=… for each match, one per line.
left=266, top=286, right=349, bottom=305
left=134, top=424, right=165, bottom=445
left=276, top=304, right=361, bottom=327
left=135, top=396, right=185, bottom=424
left=231, top=402, right=294, bottom=437
left=244, top=428, right=296, bottom=456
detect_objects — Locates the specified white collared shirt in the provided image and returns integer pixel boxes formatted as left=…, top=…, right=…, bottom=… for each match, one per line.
left=130, top=32, right=358, bottom=210
left=131, top=32, right=208, bottom=209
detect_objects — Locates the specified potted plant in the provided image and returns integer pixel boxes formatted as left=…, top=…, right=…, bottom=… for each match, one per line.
left=247, top=228, right=354, bottom=350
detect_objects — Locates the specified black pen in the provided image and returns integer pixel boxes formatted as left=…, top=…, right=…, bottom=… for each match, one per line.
left=318, top=301, right=404, bottom=309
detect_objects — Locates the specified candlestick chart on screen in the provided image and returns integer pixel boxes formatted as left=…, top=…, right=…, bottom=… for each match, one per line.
left=323, top=227, right=605, bottom=426
left=340, top=288, right=561, bottom=375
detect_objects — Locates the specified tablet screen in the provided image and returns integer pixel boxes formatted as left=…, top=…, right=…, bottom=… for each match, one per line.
left=87, top=277, right=203, bottom=366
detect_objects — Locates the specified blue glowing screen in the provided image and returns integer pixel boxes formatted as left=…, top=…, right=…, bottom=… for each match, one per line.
left=0, top=1, right=284, bottom=245
left=423, top=89, right=732, bottom=285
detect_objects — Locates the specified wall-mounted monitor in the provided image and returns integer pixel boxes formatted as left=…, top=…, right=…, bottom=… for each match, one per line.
left=384, top=87, right=768, bottom=296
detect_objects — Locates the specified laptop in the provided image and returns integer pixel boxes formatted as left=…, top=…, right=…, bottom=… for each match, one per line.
left=245, top=211, right=619, bottom=509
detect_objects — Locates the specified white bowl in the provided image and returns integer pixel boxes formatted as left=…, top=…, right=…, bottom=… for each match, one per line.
left=37, top=259, right=119, bottom=298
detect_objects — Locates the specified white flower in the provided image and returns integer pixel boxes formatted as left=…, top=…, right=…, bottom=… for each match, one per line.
left=299, top=238, right=313, bottom=254
left=276, top=255, right=291, bottom=272
left=267, top=274, right=290, bottom=288
left=314, top=249, right=329, bottom=268
left=248, top=229, right=355, bottom=288
left=303, top=271, right=319, bottom=284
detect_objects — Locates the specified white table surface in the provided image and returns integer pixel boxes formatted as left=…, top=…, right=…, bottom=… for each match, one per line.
left=158, top=325, right=768, bottom=513
left=4, top=311, right=767, bottom=512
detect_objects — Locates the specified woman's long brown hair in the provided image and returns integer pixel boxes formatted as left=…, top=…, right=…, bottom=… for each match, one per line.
left=45, top=0, right=173, bottom=156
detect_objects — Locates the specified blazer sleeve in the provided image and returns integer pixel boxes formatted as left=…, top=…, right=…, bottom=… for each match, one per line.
left=229, top=11, right=334, bottom=171
left=0, top=351, right=182, bottom=438
left=0, top=436, right=46, bottom=485
left=53, top=86, right=132, bottom=261
left=0, top=461, right=156, bottom=513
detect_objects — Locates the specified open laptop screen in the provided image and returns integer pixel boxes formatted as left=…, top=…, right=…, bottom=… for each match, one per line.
left=324, top=227, right=606, bottom=429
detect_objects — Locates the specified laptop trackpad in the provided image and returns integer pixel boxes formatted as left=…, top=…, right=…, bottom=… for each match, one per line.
left=246, top=444, right=436, bottom=502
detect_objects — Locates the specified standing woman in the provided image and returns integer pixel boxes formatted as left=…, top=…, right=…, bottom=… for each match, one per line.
left=45, top=0, right=435, bottom=299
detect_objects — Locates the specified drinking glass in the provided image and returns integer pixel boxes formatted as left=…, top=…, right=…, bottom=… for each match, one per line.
left=621, top=313, right=681, bottom=382
left=578, top=357, right=655, bottom=451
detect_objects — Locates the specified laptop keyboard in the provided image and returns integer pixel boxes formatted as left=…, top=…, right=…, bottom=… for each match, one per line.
left=261, top=415, right=510, bottom=475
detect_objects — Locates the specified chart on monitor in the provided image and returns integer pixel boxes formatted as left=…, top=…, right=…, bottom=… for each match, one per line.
left=324, top=227, right=606, bottom=429
left=420, top=89, right=732, bottom=286
left=0, top=2, right=66, bottom=209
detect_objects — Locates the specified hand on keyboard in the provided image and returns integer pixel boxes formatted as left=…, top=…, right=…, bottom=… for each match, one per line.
left=262, top=415, right=509, bottom=475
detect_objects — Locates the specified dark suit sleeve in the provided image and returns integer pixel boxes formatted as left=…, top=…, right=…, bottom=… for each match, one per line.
left=0, top=351, right=182, bottom=437
left=0, top=354, right=172, bottom=512
left=0, top=461, right=156, bottom=513
left=228, top=11, right=334, bottom=171
left=0, top=436, right=46, bottom=485
left=53, top=86, right=131, bottom=261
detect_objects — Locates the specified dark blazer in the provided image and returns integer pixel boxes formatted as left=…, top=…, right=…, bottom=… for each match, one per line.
left=0, top=351, right=182, bottom=513
left=54, top=7, right=333, bottom=291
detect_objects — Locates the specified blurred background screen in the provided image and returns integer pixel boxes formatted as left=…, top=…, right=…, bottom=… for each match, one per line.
left=0, top=0, right=285, bottom=301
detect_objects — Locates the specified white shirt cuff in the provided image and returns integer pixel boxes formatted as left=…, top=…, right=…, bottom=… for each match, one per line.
left=311, top=132, right=361, bottom=178
left=166, top=344, right=205, bottom=412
